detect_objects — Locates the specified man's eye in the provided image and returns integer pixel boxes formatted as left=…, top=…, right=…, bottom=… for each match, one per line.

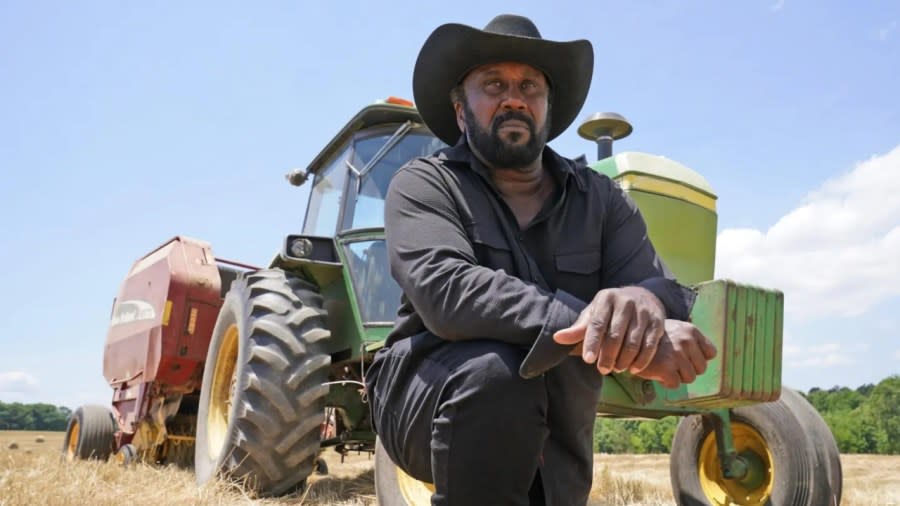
left=521, top=81, right=543, bottom=93
left=486, top=80, right=503, bottom=90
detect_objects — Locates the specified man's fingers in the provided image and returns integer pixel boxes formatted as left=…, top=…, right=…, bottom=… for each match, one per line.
left=663, top=377, right=681, bottom=389
left=568, top=341, right=584, bottom=357
left=553, top=325, right=584, bottom=346
left=677, top=356, right=696, bottom=384
left=553, top=307, right=593, bottom=345
left=614, top=307, right=648, bottom=372
left=629, top=318, right=664, bottom=373
left=658, top=368, right=681, bottom=389
left=682, top=337, right=709, bottom=376
left=698, top=332, right=718, bottom=359
left=582, top=294, right=612, bottom=364
left=597, top=298, right=633, bottom=374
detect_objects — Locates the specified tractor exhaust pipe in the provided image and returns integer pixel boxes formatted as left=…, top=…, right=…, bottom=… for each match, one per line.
left=577, top=112, right=633, bottom=161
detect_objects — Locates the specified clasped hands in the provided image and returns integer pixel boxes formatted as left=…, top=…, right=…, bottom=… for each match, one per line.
left=553, top=286, right=717, bottom=389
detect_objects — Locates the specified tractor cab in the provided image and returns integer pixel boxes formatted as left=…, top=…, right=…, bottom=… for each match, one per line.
left=299, top=100, right=445, bottom=238
left=278, top=99, right=445, bottom=352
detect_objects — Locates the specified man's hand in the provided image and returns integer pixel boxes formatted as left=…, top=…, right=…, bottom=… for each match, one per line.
left=553, top=286, right=666, bottom=375
left=630, top=319, right=717, bottom=389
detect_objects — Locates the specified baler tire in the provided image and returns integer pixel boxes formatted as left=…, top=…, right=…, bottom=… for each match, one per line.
left=195, top=269, right=331, bottom=497
left=61, top=405, right=116, bottom=461
left=115, top=443, right=138, bottom=467
left=314, top=456, right=328, bottom=475
left=669, top=389, right=834, bottom=506
left=374, top=437, right=434, bottom=506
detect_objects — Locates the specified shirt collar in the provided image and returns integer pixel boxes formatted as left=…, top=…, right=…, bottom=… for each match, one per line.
left=435, top=135, right=589, bottom=192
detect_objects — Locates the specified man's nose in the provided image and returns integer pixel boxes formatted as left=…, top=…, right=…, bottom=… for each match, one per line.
left=500, top=87, right=527, bottom=110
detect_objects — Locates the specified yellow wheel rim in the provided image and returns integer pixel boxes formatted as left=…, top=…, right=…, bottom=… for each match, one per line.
left=115, top=445, right=133, bottom=466
left=65, top=418, right=80, bottom=460
left=698, top=422, right=774, bottom=505
left=396, top=466, right=436, bottom=505
left=208, top=323, right=240, bottom=460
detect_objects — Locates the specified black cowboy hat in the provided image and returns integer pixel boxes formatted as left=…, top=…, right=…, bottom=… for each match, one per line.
left=413, top=14, right=594, bottom=146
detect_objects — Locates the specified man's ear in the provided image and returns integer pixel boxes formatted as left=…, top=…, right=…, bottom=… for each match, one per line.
left=454, top=101, right=466, bottom=134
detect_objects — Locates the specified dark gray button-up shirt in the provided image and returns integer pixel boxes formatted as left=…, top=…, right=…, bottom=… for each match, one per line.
left=384, top=137, right=694, bottom=373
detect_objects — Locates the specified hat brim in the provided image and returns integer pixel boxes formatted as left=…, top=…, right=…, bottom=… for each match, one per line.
left=413, top=23, right=594, bottom=146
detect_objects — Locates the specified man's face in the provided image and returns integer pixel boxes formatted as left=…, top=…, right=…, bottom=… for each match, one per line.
left=454, top=62, right=550, bottom=170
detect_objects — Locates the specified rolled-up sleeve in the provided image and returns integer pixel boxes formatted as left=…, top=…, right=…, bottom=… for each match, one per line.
left=385, top=161, right=584, bottom=347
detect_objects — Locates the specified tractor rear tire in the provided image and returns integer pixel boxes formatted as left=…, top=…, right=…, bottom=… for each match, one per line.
left=195, top=269, right=331, bottom=497
left=669, top=387, right=839, bottom=505
left=62, top=405, right=116, bottom=461
left=374, top=437, right=434, bottom=506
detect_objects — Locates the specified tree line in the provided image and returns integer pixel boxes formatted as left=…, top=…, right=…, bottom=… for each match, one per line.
left=593, top=375, right=900, bottom=455
left=3, top=376, right=898, bottom=455
left=0, top=402, right=72, bottom=431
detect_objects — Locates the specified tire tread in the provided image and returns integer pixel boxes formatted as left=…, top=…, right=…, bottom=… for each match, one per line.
left=197, top=269, right=332, bottom=497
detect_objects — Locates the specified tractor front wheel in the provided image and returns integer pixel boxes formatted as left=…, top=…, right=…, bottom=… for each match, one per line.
left=669, top=387, right=841, bottom=506
left=61, top=405, right=116, bottom=461
left=374, top=437, right=435, bottom=506
left=195, top=269, right=332, bottom=496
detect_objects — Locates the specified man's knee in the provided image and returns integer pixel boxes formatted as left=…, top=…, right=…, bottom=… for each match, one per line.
left=439, top=340, right=547, bottom=419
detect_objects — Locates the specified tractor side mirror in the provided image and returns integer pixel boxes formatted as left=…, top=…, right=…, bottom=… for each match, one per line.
left=285, top=168, right=309, bottom=187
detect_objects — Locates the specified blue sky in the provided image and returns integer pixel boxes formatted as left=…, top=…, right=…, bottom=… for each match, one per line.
left=1, top=1, right=898, bottom=409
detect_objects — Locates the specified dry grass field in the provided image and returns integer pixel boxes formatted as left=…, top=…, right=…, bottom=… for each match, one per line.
left=1, top=431, right=897, bottom=505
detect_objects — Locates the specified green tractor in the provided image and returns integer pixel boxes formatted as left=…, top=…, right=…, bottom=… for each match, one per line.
left=69, top=98, right=841, bottom=505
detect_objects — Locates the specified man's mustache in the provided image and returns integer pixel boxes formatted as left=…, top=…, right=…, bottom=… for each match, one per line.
left=491, top=111, right=536, bottom=135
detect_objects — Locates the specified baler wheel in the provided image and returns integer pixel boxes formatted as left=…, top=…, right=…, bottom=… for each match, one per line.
left=115, top=443, right=137, bottom=467
left=61, top=405, right=116, bottom=461
left=314, top=456, right=328, bottom=475
left=195, top=269, right=331, bottom=497
left=669, top=387, right=841, bottom=506
left=374, top=437, right=435, bottom=506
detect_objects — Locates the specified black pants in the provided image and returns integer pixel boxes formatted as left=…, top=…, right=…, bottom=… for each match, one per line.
left=366, top=331, right=603, bottom=506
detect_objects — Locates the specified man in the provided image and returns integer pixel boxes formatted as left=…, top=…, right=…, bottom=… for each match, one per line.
left=365, top=14, right=717, bottom=505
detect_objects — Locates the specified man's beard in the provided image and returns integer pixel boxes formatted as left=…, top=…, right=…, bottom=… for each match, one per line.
left=463, top=101, right=549, bottom=170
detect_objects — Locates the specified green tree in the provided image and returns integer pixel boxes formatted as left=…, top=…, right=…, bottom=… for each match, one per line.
left=587, top=377, right=900, bottom=455
left=807, top=386, right=865, bottom=413
left=856, top=383, right=875, bottom=397
left=0, top=401, right=72, bottom=431
left=630, top=418, right=677, bottom=454
left=867, top=375, right=900, bottom=454
left=30, top=403, right=71, bottom=431
left=594, top=418, right=634, bottom=453
left=824, top=408, right=881, bottom=453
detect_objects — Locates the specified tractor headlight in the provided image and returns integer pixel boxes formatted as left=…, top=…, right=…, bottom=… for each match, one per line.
left=290, top=238, right=314, bottom=258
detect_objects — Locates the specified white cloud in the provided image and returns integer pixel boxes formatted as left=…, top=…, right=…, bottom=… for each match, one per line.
left=716, top=145, right=900, bottom=321
left=878, top=20, right=897, bottom=41
left=785, top=342, right=855, bottom=368
left=784, top=344, right=801, bottom=357
left=895, top=349, right=900, bottom=361
left=876, top=318, right=897, bottom=332
left=771, top=0, right=785, bottom=12
left=0, top=371, right=39, bottom=395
